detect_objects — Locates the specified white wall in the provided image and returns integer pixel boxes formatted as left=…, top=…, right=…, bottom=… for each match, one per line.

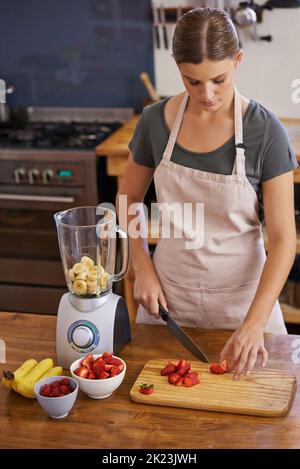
left=152, top=0, right=300, bottom=118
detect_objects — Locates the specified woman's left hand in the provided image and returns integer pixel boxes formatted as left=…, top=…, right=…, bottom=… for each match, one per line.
left=220, top=321, right=268, bottom=380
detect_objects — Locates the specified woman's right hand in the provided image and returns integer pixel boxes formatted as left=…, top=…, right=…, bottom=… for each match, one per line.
left=133, top=260, right=168, bottom=319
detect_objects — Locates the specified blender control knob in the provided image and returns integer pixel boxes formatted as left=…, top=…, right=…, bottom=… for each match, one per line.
left=28, top=168, right=40, bottom=184
left=42, top=169, right=54, bottom=184
left=14, top=167, right=26, bottom=183
left=72, top=326, right=94, bottom=348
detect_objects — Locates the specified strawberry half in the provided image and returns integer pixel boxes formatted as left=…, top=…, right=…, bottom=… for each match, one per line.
left=74, top=366, right=89, bottom=379
left=80, top=354, right=94, bottom=370
left=101, top=352, right=113, bottom=363
left=183, top=375, right=200, bottom=387
left=168, top=373, right=181, bottom=385
left=160, top=362, right=177, bottom=376
left=92, top=358, right=105, bottom=377
left=209, top=363, right=226, bottom=374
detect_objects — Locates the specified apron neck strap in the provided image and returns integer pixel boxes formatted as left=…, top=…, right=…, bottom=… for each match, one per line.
left=232, top=86, right=246, bottom=176
left=162, top=92, right=188, bottom=161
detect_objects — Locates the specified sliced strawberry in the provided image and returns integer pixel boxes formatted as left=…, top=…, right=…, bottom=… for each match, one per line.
left=110, top=366, right=121, bottom=377
left=104, top=364, right=114, bottom=372
left=98, top=371, right=110, bottom=379
left=160, top=362, right=177, bottom=376
left=107, top=357, right=122, bottom=366
left=88, top=371, right=96, bottom=379
left=118, top=364, right=124, bottom=372
left=185, top=371, right=199, bottom=380
left=101, top=352, right=113, bottom=363
left=177, top=360, right=191, bottom=376
left=92, top=358, right=105, bottom=376
left=168, top=373, right=181, bottom=385
left=174, top=376, right=183, bottom=386
left=209, top=363, right=226, bottom=374
left=80, top=354, right=94, bottom=370
left=183, top=375, right=200, bottom=387
left=75, top=366, right=89, bottom=378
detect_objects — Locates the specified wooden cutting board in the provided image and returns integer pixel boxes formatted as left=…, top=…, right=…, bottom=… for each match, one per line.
left=130, top=359, right=297, bottom=417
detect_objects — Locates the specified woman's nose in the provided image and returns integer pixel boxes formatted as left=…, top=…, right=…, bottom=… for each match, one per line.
left=200, top=86, right=215, bottom=101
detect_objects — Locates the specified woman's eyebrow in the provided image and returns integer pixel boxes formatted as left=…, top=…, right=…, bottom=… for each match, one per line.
left=183, top=72, right=228, bottom=81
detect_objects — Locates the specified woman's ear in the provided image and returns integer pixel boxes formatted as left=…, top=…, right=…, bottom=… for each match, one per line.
left=235, top=49, right=244, bottom=68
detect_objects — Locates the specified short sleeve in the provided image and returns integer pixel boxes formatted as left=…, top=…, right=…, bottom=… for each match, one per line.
left=128, top=110, right=155, bottom=168
left=261, top=115, right=299, bottom=182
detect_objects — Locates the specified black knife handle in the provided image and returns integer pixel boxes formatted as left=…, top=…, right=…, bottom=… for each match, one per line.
left=154, top=26, right=160, bottom=49
left=163, top=26, right=168, bottom=49
left=158, top=302, right=169, bottom=322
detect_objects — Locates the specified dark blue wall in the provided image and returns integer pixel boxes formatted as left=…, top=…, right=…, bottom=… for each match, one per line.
left=0, top=0, right=154, bottom=110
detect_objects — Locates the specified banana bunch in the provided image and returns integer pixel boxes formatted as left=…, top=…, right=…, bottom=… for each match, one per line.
left=68, top=255, right=111, bottom=296
left=2, top=358, right=63, bottom=398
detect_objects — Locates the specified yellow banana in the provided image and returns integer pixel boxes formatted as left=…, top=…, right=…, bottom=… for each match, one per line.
left=2, top=359, right=38, bottom=391
left=14, top=358, right=54, bottom=398
left=40, top=366, right=63, bottom=379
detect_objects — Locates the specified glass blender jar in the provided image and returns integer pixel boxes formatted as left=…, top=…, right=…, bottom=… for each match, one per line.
left=54, top=206, right=128, bottom=298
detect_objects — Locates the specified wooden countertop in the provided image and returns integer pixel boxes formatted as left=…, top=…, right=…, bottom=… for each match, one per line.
left=0, top=312, right=300, bottom=449
left=96, top=115, right=300, bottom=160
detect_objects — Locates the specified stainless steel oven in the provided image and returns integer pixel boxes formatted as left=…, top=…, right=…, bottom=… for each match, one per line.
left=0, top=151, right=99, bottom=314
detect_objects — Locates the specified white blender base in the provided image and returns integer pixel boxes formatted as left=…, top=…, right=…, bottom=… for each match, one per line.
left=56, top=291, right=130, bottom=369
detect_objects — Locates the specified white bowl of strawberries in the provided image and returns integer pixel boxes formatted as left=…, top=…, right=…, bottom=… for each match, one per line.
left=70, top=352, right=126, bottom=399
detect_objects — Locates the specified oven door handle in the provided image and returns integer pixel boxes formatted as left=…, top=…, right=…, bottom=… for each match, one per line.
left=0, top=194, right=75, bottom=203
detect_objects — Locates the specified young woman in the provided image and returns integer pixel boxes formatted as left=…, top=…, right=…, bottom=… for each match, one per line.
left=116, top=8, right=298, bottom=378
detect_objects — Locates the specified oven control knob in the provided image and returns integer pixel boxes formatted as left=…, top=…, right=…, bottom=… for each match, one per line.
left=72, top=326, right=94, bottom=348
left=28, top=168, right=40, bottom=184
left=42, top=169, right=54, bottom=184
left=13, top=167, right=26, bottom=183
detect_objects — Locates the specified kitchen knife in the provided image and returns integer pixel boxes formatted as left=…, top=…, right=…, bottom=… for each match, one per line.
left=158, top=303, right=209, bottom=363
left=152, top=7, right=160, bottom=49
left=160, top=5, right=168, bottom=50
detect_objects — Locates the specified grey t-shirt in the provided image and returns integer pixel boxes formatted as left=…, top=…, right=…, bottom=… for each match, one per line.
left=129, top=96, right=298, bottom=221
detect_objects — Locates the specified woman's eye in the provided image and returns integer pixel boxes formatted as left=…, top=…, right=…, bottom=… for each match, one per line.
left=213, top=79, right=225, bottom=85
left=188, top=80, right=200, bottom=86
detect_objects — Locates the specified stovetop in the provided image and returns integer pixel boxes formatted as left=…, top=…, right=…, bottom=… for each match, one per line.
left=0, top=121, right=122, bottom=150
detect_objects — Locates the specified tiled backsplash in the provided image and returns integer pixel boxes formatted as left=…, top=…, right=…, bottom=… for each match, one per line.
left=0, top=0, right=154, bottom=110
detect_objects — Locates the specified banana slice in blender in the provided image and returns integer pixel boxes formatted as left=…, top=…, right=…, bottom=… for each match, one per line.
left=68, top=269, right=75, bottom=282
left=100, top=272, right=111, bottom=287
left=81, top=256, right=95, bottom=270
left=86, top=270, right=98, bottom=282
left=76, top=271, right=87, bottom=280
left=86, top=280, right=98, bottom=294
left=73, top=263, right=86, bottom=275
left=73, top=279, right=87, bottom=295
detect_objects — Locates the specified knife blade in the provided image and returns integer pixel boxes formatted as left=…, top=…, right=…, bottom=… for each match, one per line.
left=158, top=303, right=209, bottom=363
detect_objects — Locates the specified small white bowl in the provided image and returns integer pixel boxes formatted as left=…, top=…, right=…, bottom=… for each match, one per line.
left=34, top=376, right=78, bottom=419
left=70, top=354, right=126, bottom=399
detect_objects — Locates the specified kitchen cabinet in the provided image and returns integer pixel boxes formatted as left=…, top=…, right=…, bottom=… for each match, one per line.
left=1, top=311, right=300, bottom=449
left=96, top=117, right=300, bottom=325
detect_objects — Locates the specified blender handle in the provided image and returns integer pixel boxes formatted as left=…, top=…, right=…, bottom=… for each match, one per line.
left=112, top=226, right=129, bottom=282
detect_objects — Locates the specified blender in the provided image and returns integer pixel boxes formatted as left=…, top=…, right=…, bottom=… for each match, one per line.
left=54, top=206, right=131, bottom=368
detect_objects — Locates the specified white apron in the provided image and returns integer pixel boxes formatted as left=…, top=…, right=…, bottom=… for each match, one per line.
left=136, top=88, right=287, bottom=334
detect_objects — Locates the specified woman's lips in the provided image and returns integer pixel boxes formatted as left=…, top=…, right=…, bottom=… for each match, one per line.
left=201, top=100, right=217, bottom=107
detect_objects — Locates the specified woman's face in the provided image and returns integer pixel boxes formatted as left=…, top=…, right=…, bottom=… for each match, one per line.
left=177, top=51, right=243, bottom=112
